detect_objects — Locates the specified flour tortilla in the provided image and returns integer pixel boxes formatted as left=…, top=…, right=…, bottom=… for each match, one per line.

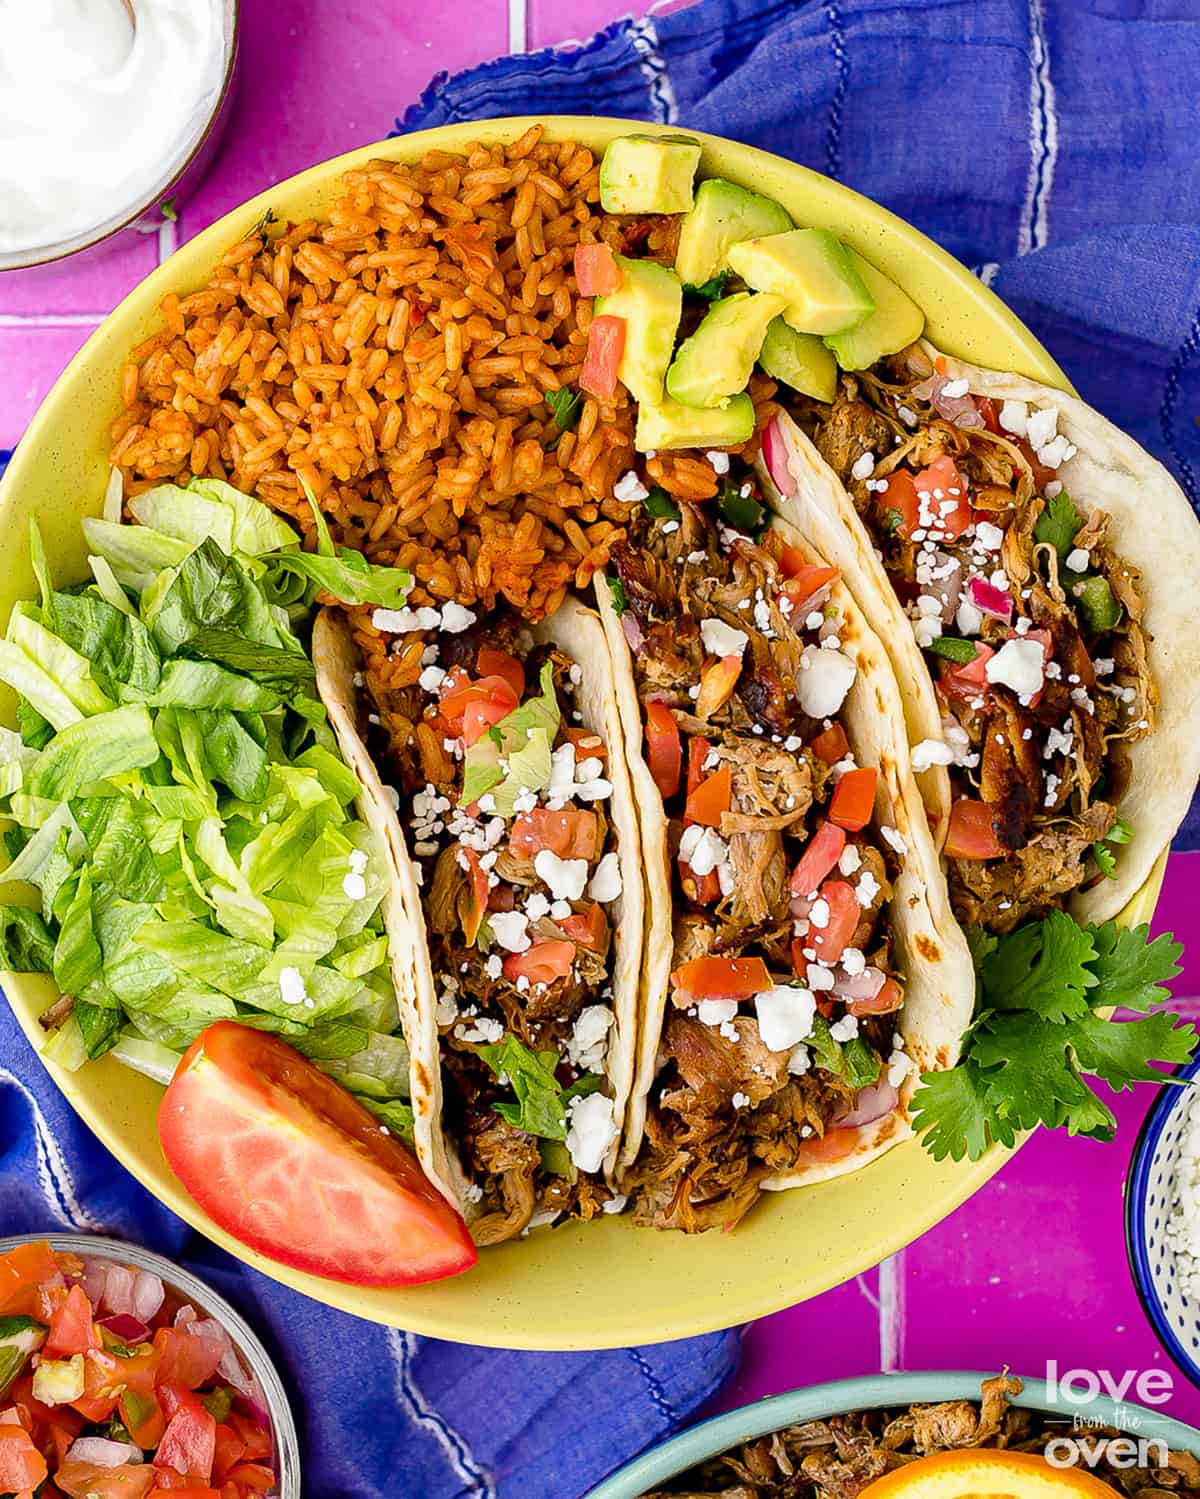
left=760, top=346, right=1200, bottom=923
left=313, top=600, right=644, bottom=1218
left=594, top=530, right=976, bottom=1191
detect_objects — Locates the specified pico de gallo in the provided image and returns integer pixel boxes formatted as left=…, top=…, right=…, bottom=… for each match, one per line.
left=347, top=601, right=632, bottom=1245
left=606, top=465, right=916, bottom=1232
left=0, top=1240, right=279, bottom=1499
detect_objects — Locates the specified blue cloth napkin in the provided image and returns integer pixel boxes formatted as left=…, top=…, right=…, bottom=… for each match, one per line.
left=404, top=0, right=1200, bottom=849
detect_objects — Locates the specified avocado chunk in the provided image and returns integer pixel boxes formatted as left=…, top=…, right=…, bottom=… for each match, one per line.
left=635, top=394, right=755, bottom=453
left=728, top=228, right=875, bottom=337
left=595, top=255, right=682, bottom=407
left=666, top=291, right=787, bottom=409
left=0, top=1314, right=46, bottom=1399
left=675, top=179, right=793, bottom=287
left=599, top=135, right=702, bottom=214
left=758, top=317, right=838, bottom=403
left=823, top=250, right=925, bottom=370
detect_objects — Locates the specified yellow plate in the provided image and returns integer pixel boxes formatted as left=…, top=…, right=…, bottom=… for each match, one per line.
left=0, top=117, right=1167, bottom=1348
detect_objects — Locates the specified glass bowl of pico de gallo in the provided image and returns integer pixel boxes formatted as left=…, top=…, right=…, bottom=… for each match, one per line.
left=0, top=1234, right=299, bottom=1499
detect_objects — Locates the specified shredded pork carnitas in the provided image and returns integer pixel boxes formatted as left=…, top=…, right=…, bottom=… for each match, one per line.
left=642, top=1375, right=1200, bottom=1497
left=790, top=352, right=1157, bottom=933
left=615, top=498, right=908, bottom=1233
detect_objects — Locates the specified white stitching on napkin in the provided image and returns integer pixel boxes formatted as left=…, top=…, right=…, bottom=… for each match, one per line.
left=0, top=1065, right=100, bottom=1230
left=386, top=1327, right=496, bottom=1496
left=629, top=15, right=678, bottom=124
left=1018, top=0, right=1058, bottom=255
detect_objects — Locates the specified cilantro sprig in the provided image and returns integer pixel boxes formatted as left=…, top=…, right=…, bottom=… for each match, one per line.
left=912, top=914, right=1191, bottom=1162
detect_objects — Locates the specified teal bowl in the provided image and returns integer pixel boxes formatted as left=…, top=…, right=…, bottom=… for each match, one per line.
left=586, top=1370, right=1200, bottom=1498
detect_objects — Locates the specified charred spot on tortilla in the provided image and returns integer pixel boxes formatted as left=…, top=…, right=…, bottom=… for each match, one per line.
left=914, top=933, right=941, bottom=962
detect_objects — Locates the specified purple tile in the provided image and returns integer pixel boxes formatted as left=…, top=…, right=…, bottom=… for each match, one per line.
left=0, top=233, right=159, bottom=319
left=528, top=0, right=653, bottom=49
left=182, top=0, right=512, bottom=239
left=0, top=326, right=94, bottom=449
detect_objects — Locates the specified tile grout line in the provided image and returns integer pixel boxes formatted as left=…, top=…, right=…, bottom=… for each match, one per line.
left=878, top=1251, right=905, bottom=1372
left=157, top=217, right=179, bottom=265
left=0, top=313, right=106, bottom=329
left=507, top=0, right=527, bottom=53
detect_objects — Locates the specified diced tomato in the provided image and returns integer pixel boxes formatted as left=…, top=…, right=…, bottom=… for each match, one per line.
left=828, top=766, right=878, bottom=832
left=679, top=860, right=721, bottom=905
left=150, top=1490, right=220, bottom=1499
left=460, top=683, right=520, bottom=747
left=508, top=807, right=598, bottom=861
left=48, top=1420, right=78, bottom=1466
left=847, top=976, right=904, bottom=1017
left=556, top=903, right=608, bottom=952
left=0, top=1422, right=47, bottom=1494
left=976, top=396, right=1003, bottom=436
left=154, top=1330, right=222, bottom=1394
left=772, top=540, right=807, bottom=578
left=912, top=455, right=972, bottom=541
left=580, top=315, right=625, bottom=400
left=69, top=1350, right=123, bottom=1423
left=1016, top=435, right=1059, bottom=490
left=56, top=1462, right=155, bottom=1499
left=809, top=722, right=849, bottom=765
left=684, top=764, right=732, bottom=829
left=878, top=467, right=920, bottom=540
left=945, top=798, right=1005, bottom=860
left=475, top=649, right=524, bottom=700
left=573, top=243, right=621, bottom=297
left=459, top=847, right=490, bottom=948
left=1010, top=625, right=1053, bottom=708
left=564, top=727, right=606, bottom=762
left=670, top=956, right=771, bottom=1000
left=938, top=642, right=995, bottom=705
left=795, top=1125, right=860, bottom=1163
left=212, top=1423, right=247, bottom=1486
left=685, top=735, right=711, bottom=801
left=790, top=821, right=847, bottom=898
left=223, top=1465, right=275, bottom=1495
left=155, top=1400, right=216, bottom=1484
left=0, top=1241, right=59, bottom=1317
left=694, top=655, right=742, bottom=720
left=120, top=1387, right=166, bottom=1450
left=644, top=701, right=682, bottom=799
left=44, top=1284, right=99, bottom=1358
left=226, top=1416, right=271, bottom=1465
left=781, top=564, right=838, bottom=616
left=158, top=1023, right=477, bottom=1287
left=809, top=881, right=860, bottom=964
left=502, top=941, right=575, bottom=988
left=115, top=1342, right=161, bottom=1398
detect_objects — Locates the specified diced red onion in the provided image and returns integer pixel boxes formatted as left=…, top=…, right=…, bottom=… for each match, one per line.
left=131, top=1270, right=164, bottom=1325
left=80, top=1257, right=108, bottom=1305
left=910, top=375, right=937, bottom=402
left=762, top=416, right=794, bottom=496
left=834, top=1080, right=900, bottom=1129
left=832, top=965, right=887, bottom=1002
left=174, top=1302, right=197, bottom=1328
left=65, top=1437, right=143, bottom=1467
left=218, top=1347, right=255, bottom=1398
left=931, top=374, right=984, bottom=429
left=969, top=575, right=1013, bottom=622
left=235, top=1391, right=273, bottom=1433
left=101, top=1264, right=136, bottom=1317
left=620, top=612, right=644, bottom=654
left=98, top=1313, right=150, bottom=1344
left=790, top=894, right=812, bottom=922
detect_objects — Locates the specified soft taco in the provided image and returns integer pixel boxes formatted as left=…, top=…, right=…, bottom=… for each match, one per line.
left=595, top=472, right=974, bottom=1230
left=313, top=596, right=644, bottom=1245
left=758, top=343, right=1200, bottom=933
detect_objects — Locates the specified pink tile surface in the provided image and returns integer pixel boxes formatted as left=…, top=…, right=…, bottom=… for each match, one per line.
left=2, top=0, right=1200, bottom=1446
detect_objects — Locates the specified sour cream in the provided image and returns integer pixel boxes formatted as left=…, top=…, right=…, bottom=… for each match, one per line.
left=0, top=0, right=225, bottom=256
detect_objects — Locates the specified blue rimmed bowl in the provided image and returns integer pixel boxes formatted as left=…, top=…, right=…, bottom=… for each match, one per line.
left=1127, top=1054, right=1200, bottom=1390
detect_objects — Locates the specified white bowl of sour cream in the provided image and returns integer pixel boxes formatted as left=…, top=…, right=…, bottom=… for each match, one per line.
left=0, top=0, right=238, bottom=270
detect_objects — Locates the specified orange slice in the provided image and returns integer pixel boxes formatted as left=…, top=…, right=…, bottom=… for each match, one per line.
left=860, top=1448, right=1121, bottom=1498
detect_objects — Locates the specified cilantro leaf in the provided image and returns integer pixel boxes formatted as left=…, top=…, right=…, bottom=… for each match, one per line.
left=1087, top=922, right=1182, bottom=1012
left=1069, top=1011, right=1196, bottom=1089
left=964, top=925, right=998, bottom=971
left=606, top=575, right=628, bottom=616
left=1106, top=819, right=1133, bottom=846
left=1033, top=490, right=1084, bottom=563
left=927, top=636, right=979, bottom=664
left=545, top=387, right=585, bottom=432
left=683, top=271, right=731, bottom=302
left=971, top=1012, right=1094, bottom=1128
left=910, top=1066, right=995, bottom=1162
left=1058, top=1083, right=1118, bottom=1143
left=1092, top=841, right=1118, bottom=879
left=980, top=910, right=1097, bottom=1021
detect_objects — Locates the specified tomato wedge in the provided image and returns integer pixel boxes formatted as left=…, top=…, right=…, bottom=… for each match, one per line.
left=573, top=243, right=621, bottom=296
left=945, top=798, right=1005, bottom=860
left=158, top=1022, right=477, bottom=1286
left=503, top=941, right=575, bottom=987
left=556, top=903, right=608, bottom=952
left=644, top=701, right=682, bottom=799
left=671, top=955, right=771, bottom=1000
left=828, top=766, right=877, bottom=831
left=806, top=723, right=846, bottom=767
left=580, top=314, right=626, bottom=400
left=684, top=764, right=732, bottom=829
left=809, top=881, right=860, bottom=964
left=475, top=648, right=524, bottom=700
left=790, top=821, right=847, bottom=899
left=509, top=807, right=598, bottom=861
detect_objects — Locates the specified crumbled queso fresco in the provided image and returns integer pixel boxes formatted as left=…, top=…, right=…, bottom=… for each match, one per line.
left=1165, top=1088, right=1200, bottom=1302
